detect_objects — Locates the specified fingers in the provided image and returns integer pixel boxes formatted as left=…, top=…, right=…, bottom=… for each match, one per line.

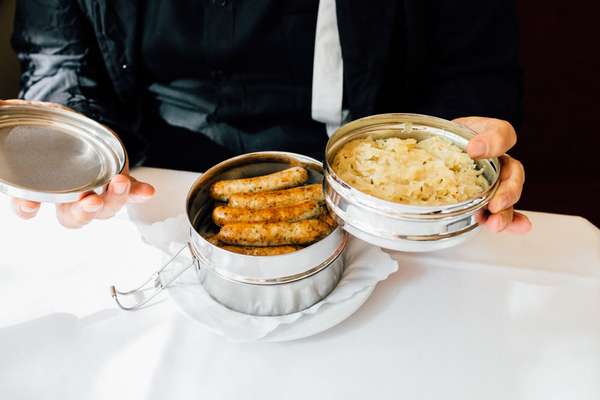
left=481, top=155, right=529, bottom=234
left=481, top=209, right=532, bottom=234
left=11, top=198, right=41, bottom=219
left=55, top=174, right=155, bottom=227
left=453, top=117, right=530, bottom=234
left=454, top=117, right=517, bottom=158
left=95, top=174, right=131, bottom=220
left=13, top=194, right=106, bottom=228
left=488, top=155, right=525, bottom=213
left=55, top=174, right=154, bottom=228
left=127, top=176, right=156, bottom=203
left=506, top=212, right=532, bottom=234
left=94, top=174, right=155, bottom=219
left=484, top=207, right=514, bottom=233
left=56, top=194, right=104, bottom=229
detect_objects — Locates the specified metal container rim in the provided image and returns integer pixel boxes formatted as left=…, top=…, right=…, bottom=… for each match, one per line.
left=184, top=151, right=348, bottom=284
left=185, top=151, right=324, bottom=210
left=190, top=230, right=349, bottom=285
left=324, top=113, right=501, bottom=218
left=0, top=104, right=128, bottom=201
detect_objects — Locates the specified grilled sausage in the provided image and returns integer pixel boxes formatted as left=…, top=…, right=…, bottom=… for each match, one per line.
left=228, top=183, right=323, bottom=209
left=217, top=219, right=332, bottom=246
left=210, top=166, right=309, bottom=201
left=205, top=235, right=221, bottom=246
left=205, top=234, right=300, bottom=256
left=319, top=211, right=337, bottom=228
left=220, top=245, right=299, bottom=256
left=212, top=200, right=323, bottom=226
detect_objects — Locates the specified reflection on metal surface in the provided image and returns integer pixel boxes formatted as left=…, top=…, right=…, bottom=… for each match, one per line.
left=113, top=151, right=348, bottom=316
left=324, top=113, right=501, bottom=252
left=0, top=104, right=126, bottom=203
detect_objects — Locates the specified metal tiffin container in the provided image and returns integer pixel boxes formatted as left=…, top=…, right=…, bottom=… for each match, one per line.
left=323, top=113, right=501, bottom=252
left=112, top=151, right=348, bottom=316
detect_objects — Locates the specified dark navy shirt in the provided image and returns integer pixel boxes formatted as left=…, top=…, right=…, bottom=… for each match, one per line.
left=141, top=0, right=329, bottom=159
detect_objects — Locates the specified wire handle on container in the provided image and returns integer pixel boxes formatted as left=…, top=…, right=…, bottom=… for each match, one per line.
left=111, top=243, right=196, bottom=311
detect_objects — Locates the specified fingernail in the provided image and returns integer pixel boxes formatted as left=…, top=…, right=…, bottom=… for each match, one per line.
left=20, top=204, right=38, bottom=213
left=81, top=202, right=103, bottom=213
left=469, top=140, right=487, bottom=158
left=112, top=181, right=129, bottom=195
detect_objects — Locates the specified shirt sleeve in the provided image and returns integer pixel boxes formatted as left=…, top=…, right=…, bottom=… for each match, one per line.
left=415, top=0, right=522, bottom=127
left=11, top=0, right=147, bottom=165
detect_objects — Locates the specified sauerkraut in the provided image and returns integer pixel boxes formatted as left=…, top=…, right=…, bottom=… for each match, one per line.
left=331, top=136, right=489, bottom=205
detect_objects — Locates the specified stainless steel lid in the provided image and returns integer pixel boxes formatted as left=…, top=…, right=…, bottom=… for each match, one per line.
left=324, top=113, right=501, bottom=252
left=0, top=104, right=126, bottom=203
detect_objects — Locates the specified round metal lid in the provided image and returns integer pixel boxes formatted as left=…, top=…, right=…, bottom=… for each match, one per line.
left=0, top=104, right=126, bottom=203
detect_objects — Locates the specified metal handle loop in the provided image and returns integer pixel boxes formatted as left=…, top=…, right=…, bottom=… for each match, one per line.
left=110, top=243, right=197, bottom=311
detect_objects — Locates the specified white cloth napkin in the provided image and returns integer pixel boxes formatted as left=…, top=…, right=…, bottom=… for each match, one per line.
left=137, top=215, right=398, bottom=342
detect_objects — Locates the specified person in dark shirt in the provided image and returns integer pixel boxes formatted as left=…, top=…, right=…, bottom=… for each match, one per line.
left=5, top=0, right=531, bottom=233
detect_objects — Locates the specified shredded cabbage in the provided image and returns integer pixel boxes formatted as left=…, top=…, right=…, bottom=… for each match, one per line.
left=332, top=136, right=489, bottom=205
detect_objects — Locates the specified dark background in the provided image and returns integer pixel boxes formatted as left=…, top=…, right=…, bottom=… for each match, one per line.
left=0, top=0, right=598, bottom=226
left=511, top=1, right=600, bottom=226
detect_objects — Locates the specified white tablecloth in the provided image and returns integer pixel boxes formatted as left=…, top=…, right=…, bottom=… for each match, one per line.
left=1, top=167, right=599, bottom=400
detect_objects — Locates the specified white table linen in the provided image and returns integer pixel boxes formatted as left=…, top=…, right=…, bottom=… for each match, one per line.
left=1, top=167, right=599, bottom=400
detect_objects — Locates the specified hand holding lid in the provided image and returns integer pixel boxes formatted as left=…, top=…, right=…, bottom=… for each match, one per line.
left=0, top=100, right=155, bottom=228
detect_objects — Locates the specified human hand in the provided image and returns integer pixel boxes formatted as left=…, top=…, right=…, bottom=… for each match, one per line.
left=453, top=117, right=532, bottom=234
left=1, top=99, right=156, bottom=228
left=11, top=171, right=155, bottom=229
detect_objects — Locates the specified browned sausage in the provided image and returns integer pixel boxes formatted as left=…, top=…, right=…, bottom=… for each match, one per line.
left=210, top=166, right=309, bottom=201
left=205, top=234, right=300, bottom=256
left=212, top=200, right=323, bottom=226
left=217, top=219, right=332, bottom=246
left=319, top=210, right=337, bottom=228
left=220, top=245, right=299, bottom=256
left=228, top=183, right=323, bottom=209
left=205, top=235, right=221, bottom=246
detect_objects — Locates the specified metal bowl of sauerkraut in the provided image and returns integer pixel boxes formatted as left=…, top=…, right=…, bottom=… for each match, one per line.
left=324, top=113, right=501, bottom=252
